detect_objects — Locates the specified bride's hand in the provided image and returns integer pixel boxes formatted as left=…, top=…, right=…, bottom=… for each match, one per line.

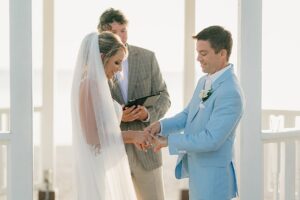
left=128, top=131, right=152, bottom=152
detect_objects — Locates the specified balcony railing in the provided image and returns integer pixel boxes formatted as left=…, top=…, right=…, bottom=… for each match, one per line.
left=262, top=110, right=300, bottom=200
left=1, top=108, right=300, bottom=200
left=0, top=106, right=42, bottom=199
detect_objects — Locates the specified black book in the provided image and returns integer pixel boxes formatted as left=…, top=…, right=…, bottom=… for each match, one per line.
left=125, top=93, right=160, bottom=108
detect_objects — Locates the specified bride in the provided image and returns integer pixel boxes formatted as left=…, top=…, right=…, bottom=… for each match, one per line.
left=71, top=32, right=150, bottom=199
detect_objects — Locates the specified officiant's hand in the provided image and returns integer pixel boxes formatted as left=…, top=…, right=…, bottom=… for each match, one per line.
left=145, top=121, right=161, bottom=136
left=122, top=106, right=139, bottom=122
left=135, top=105, right=149, bottom=121
left=122, top=106, right=149, bottom=122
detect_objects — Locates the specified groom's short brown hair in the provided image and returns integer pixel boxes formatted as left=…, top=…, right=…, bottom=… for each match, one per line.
left=193, top=26, right=232, bottom=61
left=97, top=8, right=128, bottom=32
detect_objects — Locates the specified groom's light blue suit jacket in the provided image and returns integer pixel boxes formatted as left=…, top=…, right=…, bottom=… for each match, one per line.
left=161, top=66, right=244, bottom=200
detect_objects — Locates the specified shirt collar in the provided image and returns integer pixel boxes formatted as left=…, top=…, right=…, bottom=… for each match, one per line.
left=208, top=63, right=232, bottom=84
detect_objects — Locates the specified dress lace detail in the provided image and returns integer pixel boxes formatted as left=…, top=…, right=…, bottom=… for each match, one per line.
left=89, top=144, right=102, bottom=156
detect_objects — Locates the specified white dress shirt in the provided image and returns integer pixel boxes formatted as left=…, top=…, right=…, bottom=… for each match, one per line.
left=208, top=63, right=232, bottom=85
left=117, top=57, right=150, bottom=122
left=117, top=59, right=129, bottom=103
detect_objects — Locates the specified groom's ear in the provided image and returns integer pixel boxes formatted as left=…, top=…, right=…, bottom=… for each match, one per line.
left=220, top=49, right=227, bottom=59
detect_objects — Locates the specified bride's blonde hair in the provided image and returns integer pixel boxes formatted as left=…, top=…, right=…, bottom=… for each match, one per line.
left=98, top=31, right=128, bottom=66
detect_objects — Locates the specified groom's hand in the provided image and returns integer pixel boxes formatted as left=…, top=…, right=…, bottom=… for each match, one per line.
left=152, top=135, right=168, bottom=153
left=145, top=121, right=161, bottom=136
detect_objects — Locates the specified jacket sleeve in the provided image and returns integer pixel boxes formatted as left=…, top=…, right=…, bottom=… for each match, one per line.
left=160, top=106, right=189, bottom=137
left=168, top=88, right=244, bottom=154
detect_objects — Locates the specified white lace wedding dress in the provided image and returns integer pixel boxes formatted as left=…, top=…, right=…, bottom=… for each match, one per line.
left=71, top=33, right=137, bottom=200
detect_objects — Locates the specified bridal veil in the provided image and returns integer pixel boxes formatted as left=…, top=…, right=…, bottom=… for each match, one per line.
left=71, top=33, right=136, bottom=200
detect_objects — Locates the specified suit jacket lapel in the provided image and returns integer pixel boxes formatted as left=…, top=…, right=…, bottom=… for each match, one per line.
left=127, top=45, right=139, bottom=101
left=189, top=67, right=234, bottom=122
left=189, top=78, right=205, bottom=121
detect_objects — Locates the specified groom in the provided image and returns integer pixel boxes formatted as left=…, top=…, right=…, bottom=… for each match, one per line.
left=147, top=26, right=244, bottom=200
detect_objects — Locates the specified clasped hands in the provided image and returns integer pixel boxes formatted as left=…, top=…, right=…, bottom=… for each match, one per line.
left=122, top=105, right=149, bottom=122
left=132, top=121, right=168, bottom=153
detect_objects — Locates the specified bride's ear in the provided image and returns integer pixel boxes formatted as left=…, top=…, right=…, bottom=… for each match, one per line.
left=100, top=53, right=105, bottom=61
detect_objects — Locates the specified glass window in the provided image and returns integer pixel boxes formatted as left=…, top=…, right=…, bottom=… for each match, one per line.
left=0, top=0, right=10, bottom=133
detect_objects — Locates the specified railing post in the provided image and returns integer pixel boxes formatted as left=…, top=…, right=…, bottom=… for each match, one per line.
left=0, top=145, right=5, bottom=192
left=285, top=140, right=296, bottom=200
left=41, top=0, right=55, bottom=188
left=296, top=141, right=300, bottom=200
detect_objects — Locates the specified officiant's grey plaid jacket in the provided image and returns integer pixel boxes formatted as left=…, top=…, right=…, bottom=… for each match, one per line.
left=110, top=44, right=171, bottom=171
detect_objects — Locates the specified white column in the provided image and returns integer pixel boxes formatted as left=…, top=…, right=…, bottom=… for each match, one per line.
left=41, top=0, right=55, bottom=181
left=238, top=0, right=263, bottom=199
left=9, top=0, right=33, bottom=198
left=183, top=0, right=195, bottom=106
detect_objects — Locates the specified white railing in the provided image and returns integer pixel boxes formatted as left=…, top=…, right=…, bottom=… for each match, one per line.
left=0, top=107, right=9, bottom=199
left=0, top=106, right=42, bottom=199
left=262, top=110, right=300, bottom=200
left=0, top=144, right=7, bottom=199
left=1, top=108, right=300, bottom=200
